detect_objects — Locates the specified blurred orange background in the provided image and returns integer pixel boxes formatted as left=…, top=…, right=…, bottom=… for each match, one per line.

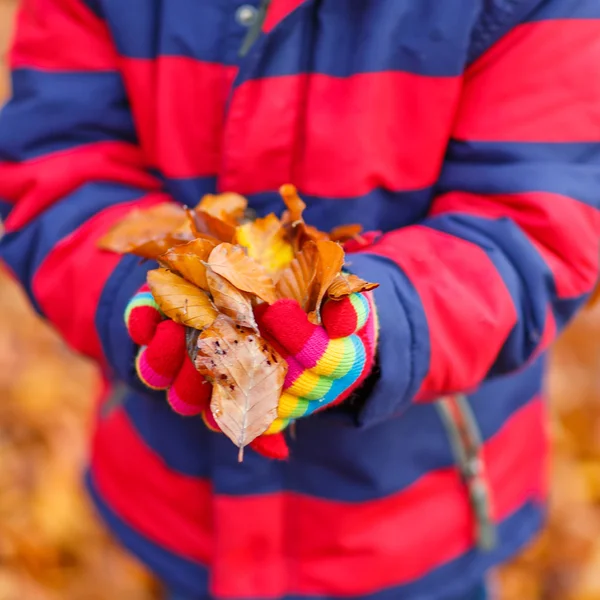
left=2, top=2, right=600, bottom=599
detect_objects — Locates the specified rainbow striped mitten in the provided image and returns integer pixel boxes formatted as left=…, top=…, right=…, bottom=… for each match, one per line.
left=124, top=284, right=211, bottom=416
left=124, top=285, right=288, bottom=460
left=255, top=291, right=379, bottom=435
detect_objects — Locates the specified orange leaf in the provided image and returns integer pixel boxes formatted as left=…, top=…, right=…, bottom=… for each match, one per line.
left=206, top=268, right=258, bottom=331
left=195, top=315, right=286, bottom=459
left=187, top=209, right=236, bottom=243
left=234, top=213, right=294, bottom=275
left=147, top=268, right=218, bottom=330
left=208, top=243, right=278, bottom=304
left=327, top=274, right=379, bottom=300
left=98, top=203, right=191, bottom=259
left=308, top=240, right=345, bottom=323
left=197, top=192, right=248, bottom=225
left=301, top=223, right=329, bottom=246
left=160, top=239, right=217, bottom=290
left=329, top=224, right=363, bottom=243
left=275, top=242, right=318, bottom=311
left=279, top=184, right=330, bottom=251
left=279, top=183, right=306, bottom=226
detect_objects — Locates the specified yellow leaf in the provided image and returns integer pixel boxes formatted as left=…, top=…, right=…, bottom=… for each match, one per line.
left=234, top=213, right=294, bottom=275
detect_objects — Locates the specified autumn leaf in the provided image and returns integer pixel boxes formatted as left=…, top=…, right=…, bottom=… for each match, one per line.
left=275, top=241, right=318, bottom=311
left=160, top=238, right=217, bottom=290
left=329, top=223, right=363, bottom=243
left=276, top=240, right=344, bottom=320
left=308, top=241, right=345, bottom=323
left=588, top=280, right=600, bottom=308
left=280, top=183, right=306, bottom=226
left=300, top=223, right=330, bottom=246
left=195, top=315, right=286, bottom=460
left=327, top=274, right=379, bottom=300
left=99, top=203, right=191, bottom=259
left=206, top=268, right=258, bottom=331
left=147, top=268, right=218, bottom=330
left=234, top=213, right=294, bottom=275
left=187, top=209, right=236, bottom=243
left=197, top=192, right=248, bottom=225
left=279, top=184, right=329, bottom=251
left=208, top=243, right=278, bottom=304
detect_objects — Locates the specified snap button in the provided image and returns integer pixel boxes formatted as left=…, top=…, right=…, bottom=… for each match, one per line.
left=236, top=5, right=258, bottom=27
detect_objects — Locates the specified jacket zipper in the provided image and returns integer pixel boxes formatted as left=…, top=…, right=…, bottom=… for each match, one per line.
left=239, top=0, right=272, bottom=57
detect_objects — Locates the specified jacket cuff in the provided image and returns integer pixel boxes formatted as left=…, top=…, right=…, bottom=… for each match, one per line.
left=96, top=254, right=158, bottom=393
left=346, top=252, right=429, bottom=427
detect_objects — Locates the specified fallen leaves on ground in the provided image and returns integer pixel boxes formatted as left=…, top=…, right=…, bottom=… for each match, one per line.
left=0, top=270, right=160, bottom=600
left=497, top=298, right=600, bottom=600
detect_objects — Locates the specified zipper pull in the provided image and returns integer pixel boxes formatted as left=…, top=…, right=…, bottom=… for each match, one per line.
left=437, top=395, right=497, bottom=552
left=239, top=0, right=271, bottom=57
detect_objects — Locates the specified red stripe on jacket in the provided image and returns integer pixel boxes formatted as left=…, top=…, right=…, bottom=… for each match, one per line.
left=288, top=399, right=547, bottom=597
left=10, top=0, right=118, bottom=71
left=1, top=142, right=159, bottom=231
left=90, top=406, right=213, bottom=565
left=221, top=71, right=462, bottom=196
left=431, top=191, right=600, bottom=299
left=91, top=398, right=546, bottom=598
left=369, top=226, right=518, bottom=395
left=455, top=20, right=600, bottom=142
left=120, top=58, right=238, bottom=179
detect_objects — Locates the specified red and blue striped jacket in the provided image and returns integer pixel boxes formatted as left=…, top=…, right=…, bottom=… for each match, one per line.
left=1, top=0, right=600, bottom=598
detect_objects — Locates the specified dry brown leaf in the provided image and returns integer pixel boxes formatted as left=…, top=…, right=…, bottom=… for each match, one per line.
left=147, top=268, right=218, bottom=330
left=275, top=242, right=318, bottom=311
left=279, top=184, right=329, bottom=251
left=280, top=183, right=306, bottom=226
left=197, top=192, right=248, bottom=225
left=308, top=241, right=345, bottom=323
left=327, top=274, right=379, bottom=300
left=160, top=239, right=217, bottom=290
left=98, top=203, right=191, bottom=259
left=195, top=315, right=286, bottom=460
left=301, top=224, right=330, bottom=246
left=208, top=243, right=278, bottom=304
left=187, top=209, right=236, bottom=243
left=234, top=213, right=294, bottom=275
left=206, top=268, right=258, bottom=331
left=329, top=224, right=363, bottom=243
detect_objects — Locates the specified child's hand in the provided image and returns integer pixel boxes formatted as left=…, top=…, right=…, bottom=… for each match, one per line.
left=255, top=291, right=379, bottom=434
left=124, top=284, right=290, bottom=459
left=124, top=285, right=211, bottom=415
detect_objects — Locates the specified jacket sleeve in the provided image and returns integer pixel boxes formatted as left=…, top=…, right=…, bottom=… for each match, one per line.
left=0, top=0, right=169, bottom=381
left=349, top=3, right=600, bottom=425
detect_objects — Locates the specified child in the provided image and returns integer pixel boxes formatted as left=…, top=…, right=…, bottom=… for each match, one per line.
left=1, top=0, right=599, bottom=598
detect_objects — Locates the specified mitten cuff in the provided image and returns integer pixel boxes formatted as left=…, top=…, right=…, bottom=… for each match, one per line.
left=342, top=252, right=425, bottom=427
